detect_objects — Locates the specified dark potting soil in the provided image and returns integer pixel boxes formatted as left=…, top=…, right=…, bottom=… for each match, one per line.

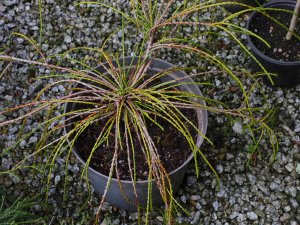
left=249, top=9, right=300, bottom=61
left=74, top=108, right=198, bottom=181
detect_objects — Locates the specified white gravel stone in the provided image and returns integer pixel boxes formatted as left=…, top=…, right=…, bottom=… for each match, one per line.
left=191, top=211, right=201, bottom=224
left=19, top=140, right=27, bottom=148
left=1, top=157, right=13, bottom=170
left=296, top=163, right=300, bottom=174
left=275, top=90, right=283, bottom=98
left=0, top=5, right=7, bottom=12
left=232, top=121, right=243, bottom=134
left=54, top=175, right=61, bottom=185
left=216, top=164, right=223, bottom=173
left=295, top=123, right=300, bottom=133
left=285, top=163, right=294, bottom=172
left=0, top=86, right=5, bottom=94
left=286, top=186, right=297, bottom=197
left=246, top=173, right=256, bottom=185
left=283, top=205, right=291, bottom=212
left=229, top=211, right=238, bottom=219
left=28, top=136, right=38, bottom=144
left=46, top=0, right=55, bottom=4
left=180, top=195, right=187, bottom=203
left=234, top=174, right=244, bottom=185
left=64, top=35, right=72, bottom=43
left=4, top=95, right=13, bottom=101
left=190, top=195, right=201, bottom=201
left=237, top=213, right=246, bottom=222
left=4, top=0, right=17, bottom=6
left=212, top=201, right=219, bottom=211
left=270, top=182, right=279, bottom=191
left=187, top=175, right=197, bottom=186
left=246, top=211, right=258, bottom=220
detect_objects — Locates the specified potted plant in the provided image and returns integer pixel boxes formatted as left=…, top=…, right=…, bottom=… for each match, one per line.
left=246, top=0, right=300, bottom=87
left=63, top=56, right=209, bottom=213
left=0, top=0, right=278, bottom=224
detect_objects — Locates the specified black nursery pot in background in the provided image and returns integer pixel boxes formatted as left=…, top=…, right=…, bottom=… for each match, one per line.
left=218, top=0, right=266, bottom=13
left=246, top=0, right=300, bottom=87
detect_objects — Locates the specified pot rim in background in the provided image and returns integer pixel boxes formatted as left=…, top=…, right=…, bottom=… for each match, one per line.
left=246, top=0, right=300, bottom=65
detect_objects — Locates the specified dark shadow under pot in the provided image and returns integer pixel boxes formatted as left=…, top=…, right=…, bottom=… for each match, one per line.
left=246, top=0, right=300, bottom=87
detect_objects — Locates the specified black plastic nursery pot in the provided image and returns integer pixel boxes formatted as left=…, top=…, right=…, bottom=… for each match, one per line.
left=218, top=0, right=266, bottom=13
left=246, top=0, right=300, bottom=87
left=64, top=57, right=208, bottom=211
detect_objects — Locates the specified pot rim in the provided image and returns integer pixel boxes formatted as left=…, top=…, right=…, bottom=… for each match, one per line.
left=246, top=0, right=300, bottom=65
left=63, top=57, right=208, bottom=184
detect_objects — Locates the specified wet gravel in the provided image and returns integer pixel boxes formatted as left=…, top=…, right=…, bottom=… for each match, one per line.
left=0, top=0, right=300, bottom=224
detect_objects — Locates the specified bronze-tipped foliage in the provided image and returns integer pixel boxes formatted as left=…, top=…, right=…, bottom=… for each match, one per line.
left=0, top=1, right=278, bottom=224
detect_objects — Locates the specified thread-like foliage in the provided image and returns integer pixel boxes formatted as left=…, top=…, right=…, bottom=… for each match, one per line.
left=0, top=190, right=42, bottom=225
left=0, top=1, right=280, bottom=225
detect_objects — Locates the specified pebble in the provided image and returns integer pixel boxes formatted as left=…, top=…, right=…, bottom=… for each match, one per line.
left=1, top=157, right=12, bottom=170
left=285, top=163, right=294, bottom=172
left=212, top=201, right=219, bottom=211
left=0, top=115, right=6, bottom=122
left=246, top=173, right=256, bottom=185
left=70, top=165, right=80, bottom=173
left=216, top=188, right=225, bottom=197
left=237, top=213, right=246, bottom=222
left=3, top=0, right=17, bottom=6
left=275, top=90, right=283, bottom=98
left=156, top=216, right=163, bottom=222
left=4, top=95, right=13, bottom=101
left=29, top=80, right=43, bottom=95
left=229, top=211, right=238, bottom=219
left=54, top=175, right=61, bottom=185
left=28, top=136, right=38, bottom=144
left=17, top=38, right=24, bottom=44
left=190, top=195, right=201, bottom=201
left=296, top=163, right=300, bottom=174
left=191, top=211, right=200, bottom=224
left=187, top=176, right=197, bottom=186
left=180, top=195, right=187, bottom=203
left=0, top=5, right=7, bottom=12
left=226, top=153, right=234, bottom=160
left=232, top=121, right=243, bottom=134
left=286, top=186, right=297, bottom=197
left=257, top=182, right=269, bottom=195
left=64, top=35, right=72, bottom=43
left=234, top=174, right=244, bottom=185
left=246, top=211, right=258, bottom=220
left=0, top=86, right=5, bottom=94
left=283, top=205, right=291, bottom=212
left=295, top=123, right=300, bottom=132
left=19, top=140, right=27, bottom=148
left=58, top=85, right=66, bottom=93
left=270, top=182, right=279, bottom=191
left=280, top=213, right=290, bottom=222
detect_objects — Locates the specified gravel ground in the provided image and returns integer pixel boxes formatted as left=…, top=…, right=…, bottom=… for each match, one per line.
left=0, top=0, right=300, bottom=224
